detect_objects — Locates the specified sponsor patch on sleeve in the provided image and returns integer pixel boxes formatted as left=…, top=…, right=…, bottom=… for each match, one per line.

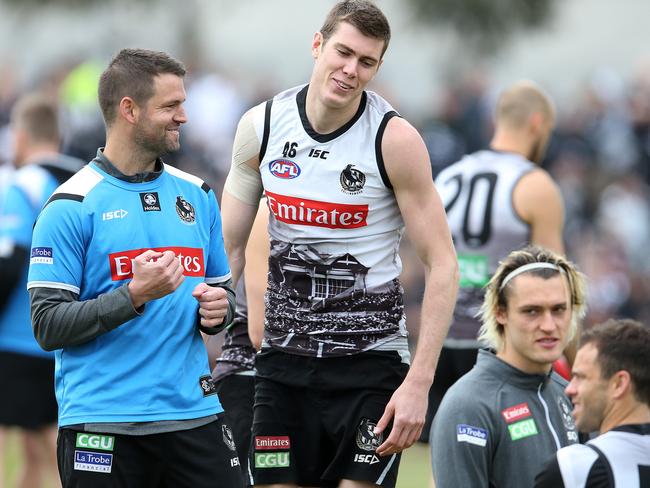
left=456, top=424, right=488, bottom=447
left=30, top=246, right=53, bottom=265
left=199, top=375, right=217, bottom=397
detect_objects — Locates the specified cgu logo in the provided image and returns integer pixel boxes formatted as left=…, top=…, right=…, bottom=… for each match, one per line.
left=108, top=247, right=204, bottom=281
left=255, top=452, right=290, bottom=468
left=269, top=159, right=301, bottom=179
left=76, top=434, right=114, bottom=452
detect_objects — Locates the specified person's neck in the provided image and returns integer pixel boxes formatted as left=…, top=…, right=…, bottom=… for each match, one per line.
left=600, top=400, right=650, bottom=433
left=103, top=135, right=156, bottom=176
left=489, top=131, right=532, bottom=161
left=496, top=349, right=552, bottom=376
left=305, top=86, right=361, bottom=134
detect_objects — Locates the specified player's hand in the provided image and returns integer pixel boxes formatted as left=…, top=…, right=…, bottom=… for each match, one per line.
left=192, top=282, right=229, bottom=329
left=128, top=250, right=184, bottom=308
left=374, top=376, right=429, bottom=456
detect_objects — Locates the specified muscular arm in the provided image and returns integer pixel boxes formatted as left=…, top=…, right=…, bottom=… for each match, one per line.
left=29, top=285, right=141, bottom=351
left=513, top=168, right=565, bottom=255
left=222, top=108, right=265, bottom=284
left=244, top=202, right=270, bottom=350
left=375, top=116, right=459, bottom=455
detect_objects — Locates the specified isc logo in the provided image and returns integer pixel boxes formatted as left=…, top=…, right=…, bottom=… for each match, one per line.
left=269, top=159, right=301, bottom=179
left=102, top=209, right=128, bottom=221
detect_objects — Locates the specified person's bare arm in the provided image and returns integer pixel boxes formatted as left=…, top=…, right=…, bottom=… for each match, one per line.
left=222, top=108, right=265, bottom=284
left=244, top=201, right=270, bottom=350
left=374, top=117, right=459, bottom=456
left=513, top=169, right=565, bottom=255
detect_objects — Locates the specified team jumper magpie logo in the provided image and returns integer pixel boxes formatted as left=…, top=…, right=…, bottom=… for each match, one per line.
left=175, top=196, right=195, bottom=224
left=340, top=164, right=366, bottom=195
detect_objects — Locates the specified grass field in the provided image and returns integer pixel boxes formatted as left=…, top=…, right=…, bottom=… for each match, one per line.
left=3, top=430, right=431, bottom=487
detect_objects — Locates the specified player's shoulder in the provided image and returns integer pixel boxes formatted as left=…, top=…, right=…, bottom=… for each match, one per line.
left=48, top=164, right=104, bottom=204
left=441, top=364, right=502, bottom=409
left=365, top=89, right=398, bottom=117
left=163, top=163, right=212, bottom=195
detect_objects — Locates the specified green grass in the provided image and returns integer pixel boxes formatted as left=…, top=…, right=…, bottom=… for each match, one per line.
left=397, top=442, right=433, bottom=488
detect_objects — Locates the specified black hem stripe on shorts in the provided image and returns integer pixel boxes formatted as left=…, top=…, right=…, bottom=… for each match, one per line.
left=375, top=111, right=400, bottom=189
left=259, top=99, right=274, bottom=162
left=296, top=85, right=368, bottom=143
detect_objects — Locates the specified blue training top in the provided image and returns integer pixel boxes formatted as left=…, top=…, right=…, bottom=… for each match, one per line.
left=27, top=158, right=230, bottom=426
left=0, top=156, right=82, bottom=358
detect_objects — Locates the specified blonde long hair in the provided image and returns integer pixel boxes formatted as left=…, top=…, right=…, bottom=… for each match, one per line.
left=478, top=246, right=587, bottom=351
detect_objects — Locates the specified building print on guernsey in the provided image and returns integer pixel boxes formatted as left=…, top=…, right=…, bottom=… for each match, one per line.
left=340, top=164, right=366, bottom=195
left=175, top=196, right=196, bottom=224
left=265, top=240, right=404, bottom=357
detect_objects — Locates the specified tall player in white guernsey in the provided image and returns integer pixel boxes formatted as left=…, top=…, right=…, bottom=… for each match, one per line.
left=422, top=81, right=566, bottom=442
left=221, top=2, right=458, bottom=487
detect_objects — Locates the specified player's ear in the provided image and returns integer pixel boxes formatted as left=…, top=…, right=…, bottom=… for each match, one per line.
left=610, top=370, right=632, bottom=400
left=119, top=97, right=138, bottom=125
left=312, top=32, right=324, bottom=59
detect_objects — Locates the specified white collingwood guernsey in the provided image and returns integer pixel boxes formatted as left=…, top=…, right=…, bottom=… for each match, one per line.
left=255, top=84, right=408, bottom=358
left=27, top=155, right=231, bottom=426
left=435, top=150, right=534, bottom=347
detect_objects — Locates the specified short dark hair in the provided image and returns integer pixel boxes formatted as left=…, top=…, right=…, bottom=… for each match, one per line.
left=581, top=319, right=650, bottom=407
left=320, top=0, right=391, bottom=58
left=98, top=48, right=186, bottom=126
left=11, top=93, right=59, bottom=144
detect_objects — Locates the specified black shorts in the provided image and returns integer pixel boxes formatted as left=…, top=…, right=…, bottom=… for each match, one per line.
left=249, top=349, right=409, bottom=487
left=0, top=351, right=57, bottom=429
left=57, top=417, right=244, bottom=488
left=420, top=346, right=477, bottom=442
left=215, top=373, right=255, bottom=479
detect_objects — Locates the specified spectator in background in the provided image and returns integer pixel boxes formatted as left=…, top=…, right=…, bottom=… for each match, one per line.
left=535, top=319, right=650, bottom=488
left=431, top=246, right=585, bottom=488
left=422, top=80, right=566, bottom=441
left=0, top=93, right=83, bottom=488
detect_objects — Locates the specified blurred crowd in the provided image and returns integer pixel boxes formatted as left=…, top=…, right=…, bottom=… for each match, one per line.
left=1, top=56, right=650, bottom=337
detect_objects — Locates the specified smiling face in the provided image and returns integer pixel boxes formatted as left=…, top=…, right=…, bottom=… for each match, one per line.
left=310, top=21, right=384, bottom=112
left=133, top=73, right=187, bottom=156
left=496, top=273, right=572, bottom=374
left=564, top=343, right=610, bottom=432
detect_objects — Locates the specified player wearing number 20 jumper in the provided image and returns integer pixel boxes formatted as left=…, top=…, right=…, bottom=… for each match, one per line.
left=423, top=81, right=564, bottom=440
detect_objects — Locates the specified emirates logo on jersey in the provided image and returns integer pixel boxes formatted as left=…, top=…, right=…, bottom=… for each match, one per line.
left=108, top=247, right=204, bottom=281
left=266, top=191, right=368, bottom=229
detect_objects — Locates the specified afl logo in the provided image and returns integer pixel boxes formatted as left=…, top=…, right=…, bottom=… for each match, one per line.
left=269, top=159, right=301, bottom=179
left=340, top=164, right=366, bottom=194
